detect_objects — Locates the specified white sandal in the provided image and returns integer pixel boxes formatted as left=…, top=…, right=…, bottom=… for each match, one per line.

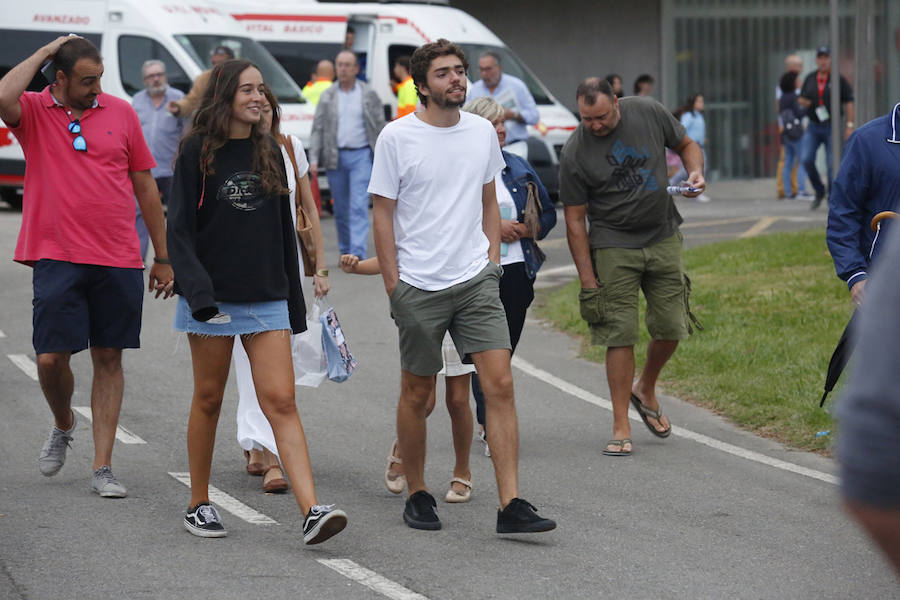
left=444, top=476, right=473, bottom=503
left=384, top=439, right=406, bottom=494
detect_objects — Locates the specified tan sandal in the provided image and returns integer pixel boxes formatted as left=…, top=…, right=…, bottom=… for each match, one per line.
left=245, top=449, right=266, bottom=476
left=385, top=439, right=406, bottom=494
left=444, top=476, right=472, bottom=503
left=262, top=465, right=289, bottom=493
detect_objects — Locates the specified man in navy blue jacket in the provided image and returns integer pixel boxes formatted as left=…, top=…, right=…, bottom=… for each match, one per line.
left=826, top=103, right=900, bottom=307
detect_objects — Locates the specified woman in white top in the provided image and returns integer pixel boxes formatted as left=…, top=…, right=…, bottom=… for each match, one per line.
left=234, top=87, right=328, bottom=493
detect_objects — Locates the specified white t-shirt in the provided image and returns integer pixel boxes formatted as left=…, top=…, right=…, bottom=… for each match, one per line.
left=494, top=172, right=525, bottom=265
left=368, top=111, right=506, bottom=290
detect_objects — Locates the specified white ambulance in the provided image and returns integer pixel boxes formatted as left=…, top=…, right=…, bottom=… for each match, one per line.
left=219, top=0, right=577, bottom=197
left=0, top=0, right=307, bottom=209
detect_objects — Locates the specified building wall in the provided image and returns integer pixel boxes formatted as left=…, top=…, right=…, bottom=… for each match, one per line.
left=451, top=0, right=663, bottom=112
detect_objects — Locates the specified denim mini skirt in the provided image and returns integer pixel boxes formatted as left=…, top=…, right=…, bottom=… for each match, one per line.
left=174, top=296, right=290, bottom=336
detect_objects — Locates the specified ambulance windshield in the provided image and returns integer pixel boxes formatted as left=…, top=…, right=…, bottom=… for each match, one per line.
left=458, top=44, right=551, bottom=105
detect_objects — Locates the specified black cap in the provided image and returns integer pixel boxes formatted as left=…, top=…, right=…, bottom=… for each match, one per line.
left=816, top=45, right=830, bottom=57
left=212, top=45, right=235, bottom=59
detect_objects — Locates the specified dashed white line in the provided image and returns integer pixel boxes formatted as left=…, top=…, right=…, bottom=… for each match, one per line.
left=511, top=356, right=838, bottom=486
left=168, top=472, right=277, bottom=524
left=72, top=406, right=147, bottom=445
left=318, top=559, right=430, bottom=600
left=0, top=329, right=7, bottom=338
left=8, top=354, right=38, bottom=381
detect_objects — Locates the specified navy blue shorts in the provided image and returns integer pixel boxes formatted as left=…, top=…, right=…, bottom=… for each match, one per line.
left=32, top=260, right=144, bottom=354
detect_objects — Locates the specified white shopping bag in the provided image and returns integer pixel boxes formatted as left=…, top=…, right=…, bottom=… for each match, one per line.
left=293, top=301, right=327, bottom=387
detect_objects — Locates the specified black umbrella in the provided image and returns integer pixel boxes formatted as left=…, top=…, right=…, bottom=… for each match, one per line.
left=820, top=211, right=899, bottom=407
left=820, top=310, right=857, bottom=407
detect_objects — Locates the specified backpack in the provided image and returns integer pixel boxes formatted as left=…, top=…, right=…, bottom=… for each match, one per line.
left=781, top=107, right=803, bottom=141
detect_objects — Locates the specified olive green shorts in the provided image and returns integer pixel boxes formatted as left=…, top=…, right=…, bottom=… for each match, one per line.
left=389, top=262, right=511, bottom=376
left=579, top=231, right=694, bottom=347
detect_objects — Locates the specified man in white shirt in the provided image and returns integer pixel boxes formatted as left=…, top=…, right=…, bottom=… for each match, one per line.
left=369, top=38, right=556, bottom=535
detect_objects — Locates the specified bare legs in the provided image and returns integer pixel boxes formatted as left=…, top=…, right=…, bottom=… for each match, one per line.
left=187, top=331, right=318, bottom=514
left=389, top=374, right=473, bottom=494
left=605, top=339, right=677, bottom=452
left=37, top=348, right=125, bottom=470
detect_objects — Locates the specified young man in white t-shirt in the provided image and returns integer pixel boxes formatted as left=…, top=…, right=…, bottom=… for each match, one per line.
left=368, top=39, right=556, bottom=535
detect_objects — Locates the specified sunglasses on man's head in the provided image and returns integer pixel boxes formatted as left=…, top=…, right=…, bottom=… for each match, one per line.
left=67, top=120, right=87, bottom=152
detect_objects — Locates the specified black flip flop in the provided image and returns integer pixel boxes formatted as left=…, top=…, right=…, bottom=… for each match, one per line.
left=630, top=393, right=672, bottom=438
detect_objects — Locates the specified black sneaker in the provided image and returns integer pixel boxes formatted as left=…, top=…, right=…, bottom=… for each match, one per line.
left=184, top=502, right=227, bottom=538
left=496, top=498, right=556, bottom=534
left=810, top=192, right=825, bottom=210
left=403, top=490, right=441, bottom=530
left=303, top=504, right=348, bottom=545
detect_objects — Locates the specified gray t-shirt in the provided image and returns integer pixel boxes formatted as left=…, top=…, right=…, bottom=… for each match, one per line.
left=560, top=96, right=687, bottom=249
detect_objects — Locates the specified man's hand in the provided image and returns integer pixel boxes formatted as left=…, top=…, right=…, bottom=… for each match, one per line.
left=503, top=107, right=519, bottom=122
left=851, top=279, right=866, bottom=308
left=500, top=220, right=522, bottom=243
left=384, top=275, right=399, bottom=297
left=42, top=35, right=81, bottom=60
left=148, top=263, right=175, bottom=299
left=844, top=125, right=854, bottom=141
left=682, top=170, right=707, bottom=199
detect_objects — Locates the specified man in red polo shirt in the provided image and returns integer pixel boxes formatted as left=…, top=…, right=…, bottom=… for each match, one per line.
left=0, top=36, right=174, bottom=498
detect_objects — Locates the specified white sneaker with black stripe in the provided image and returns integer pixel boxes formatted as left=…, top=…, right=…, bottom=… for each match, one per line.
left=184, top=502, right=227, bottom=538
left=303, top=504, right=347, bottom=545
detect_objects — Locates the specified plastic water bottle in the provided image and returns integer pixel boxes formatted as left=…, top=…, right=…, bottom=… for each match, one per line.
left=667, top=185, right=701, bottom=196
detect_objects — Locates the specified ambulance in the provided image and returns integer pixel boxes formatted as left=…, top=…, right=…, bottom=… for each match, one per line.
left=219, top=0, right=578, bottom=197
left=0, top=0, right=307, bottom=209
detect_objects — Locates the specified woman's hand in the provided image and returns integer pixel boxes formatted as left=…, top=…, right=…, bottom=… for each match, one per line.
left=313, top=273, right=330, bottom=298
left=500, top=220, right=522, bottom=243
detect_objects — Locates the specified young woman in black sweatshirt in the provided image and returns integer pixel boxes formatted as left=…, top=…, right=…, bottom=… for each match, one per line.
left=167, top=59, right=346, bottom=544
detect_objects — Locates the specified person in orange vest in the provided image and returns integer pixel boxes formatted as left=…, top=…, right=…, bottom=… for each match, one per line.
left=302, top=60, right=335, bottom=106
left=393, top=55, right=416, bottom=119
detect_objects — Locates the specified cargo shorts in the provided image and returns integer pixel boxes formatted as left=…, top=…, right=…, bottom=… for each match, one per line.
left=389, top=262, right=511, bottom=376
left=579, top=231, right=697, bottom=347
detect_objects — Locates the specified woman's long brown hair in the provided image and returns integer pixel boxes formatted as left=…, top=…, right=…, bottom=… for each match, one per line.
left=180, top=59, right=287, bottom=197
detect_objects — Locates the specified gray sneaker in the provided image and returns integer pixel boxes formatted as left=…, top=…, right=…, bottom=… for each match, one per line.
left=38, top=414, right=76, bottom=476
left=91, top=465, right=128, bottom=498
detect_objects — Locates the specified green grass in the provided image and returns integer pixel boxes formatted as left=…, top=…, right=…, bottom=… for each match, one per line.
left=537, top=228, right=851, bottom=453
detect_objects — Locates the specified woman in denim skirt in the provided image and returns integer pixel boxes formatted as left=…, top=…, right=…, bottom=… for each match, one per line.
left=167, top=59, right=346, bottom=545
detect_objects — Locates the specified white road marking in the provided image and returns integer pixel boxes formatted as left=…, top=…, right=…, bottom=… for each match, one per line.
left=8, top=354, right=38, bottom=381
left=168, top=472, right=277, bottom=524
left=318, top=559, right=430, bottom=600
left=536, top=264, right=577, bottom=277
left=0, top=329, right=7, bottom=338
left=511, top=356, right=838, bottom=486
left=72, top=406, right=147, bottom=445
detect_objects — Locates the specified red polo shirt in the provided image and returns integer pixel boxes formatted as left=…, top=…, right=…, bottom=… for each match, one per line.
left=11, top=86, right=156, bottom=268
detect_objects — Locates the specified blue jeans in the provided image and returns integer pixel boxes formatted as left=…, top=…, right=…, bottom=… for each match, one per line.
left=327, top=147, right=372, bottom=258
left=801, top=121, right=832, bottom=197
left=782, top=137, right=806, bottom=197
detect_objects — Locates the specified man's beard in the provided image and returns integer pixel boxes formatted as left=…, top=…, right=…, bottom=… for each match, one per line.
left=147, top=82, right=167, bottom=96
left=430, top=87, right=466, bottom=109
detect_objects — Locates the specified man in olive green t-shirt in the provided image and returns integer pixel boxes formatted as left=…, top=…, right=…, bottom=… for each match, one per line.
left=560, top=77, right=705, bottom=457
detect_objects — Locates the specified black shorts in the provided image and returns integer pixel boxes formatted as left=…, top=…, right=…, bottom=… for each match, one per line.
left=32, top=260, right=144, bottom=354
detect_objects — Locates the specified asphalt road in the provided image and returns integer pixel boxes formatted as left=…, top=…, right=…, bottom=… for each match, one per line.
left=1, top=183, right=896, bottom=599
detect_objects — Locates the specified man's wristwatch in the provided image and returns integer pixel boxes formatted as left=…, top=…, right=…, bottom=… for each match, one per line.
left=315, top=269, right=329, bottom=277
left=846, top=121, right=855, bottom=128
left=153, top=256, right=171, bottom=265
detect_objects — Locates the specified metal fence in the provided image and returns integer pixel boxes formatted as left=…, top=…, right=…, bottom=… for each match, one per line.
left=660, top=0, right=898, bottom=179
